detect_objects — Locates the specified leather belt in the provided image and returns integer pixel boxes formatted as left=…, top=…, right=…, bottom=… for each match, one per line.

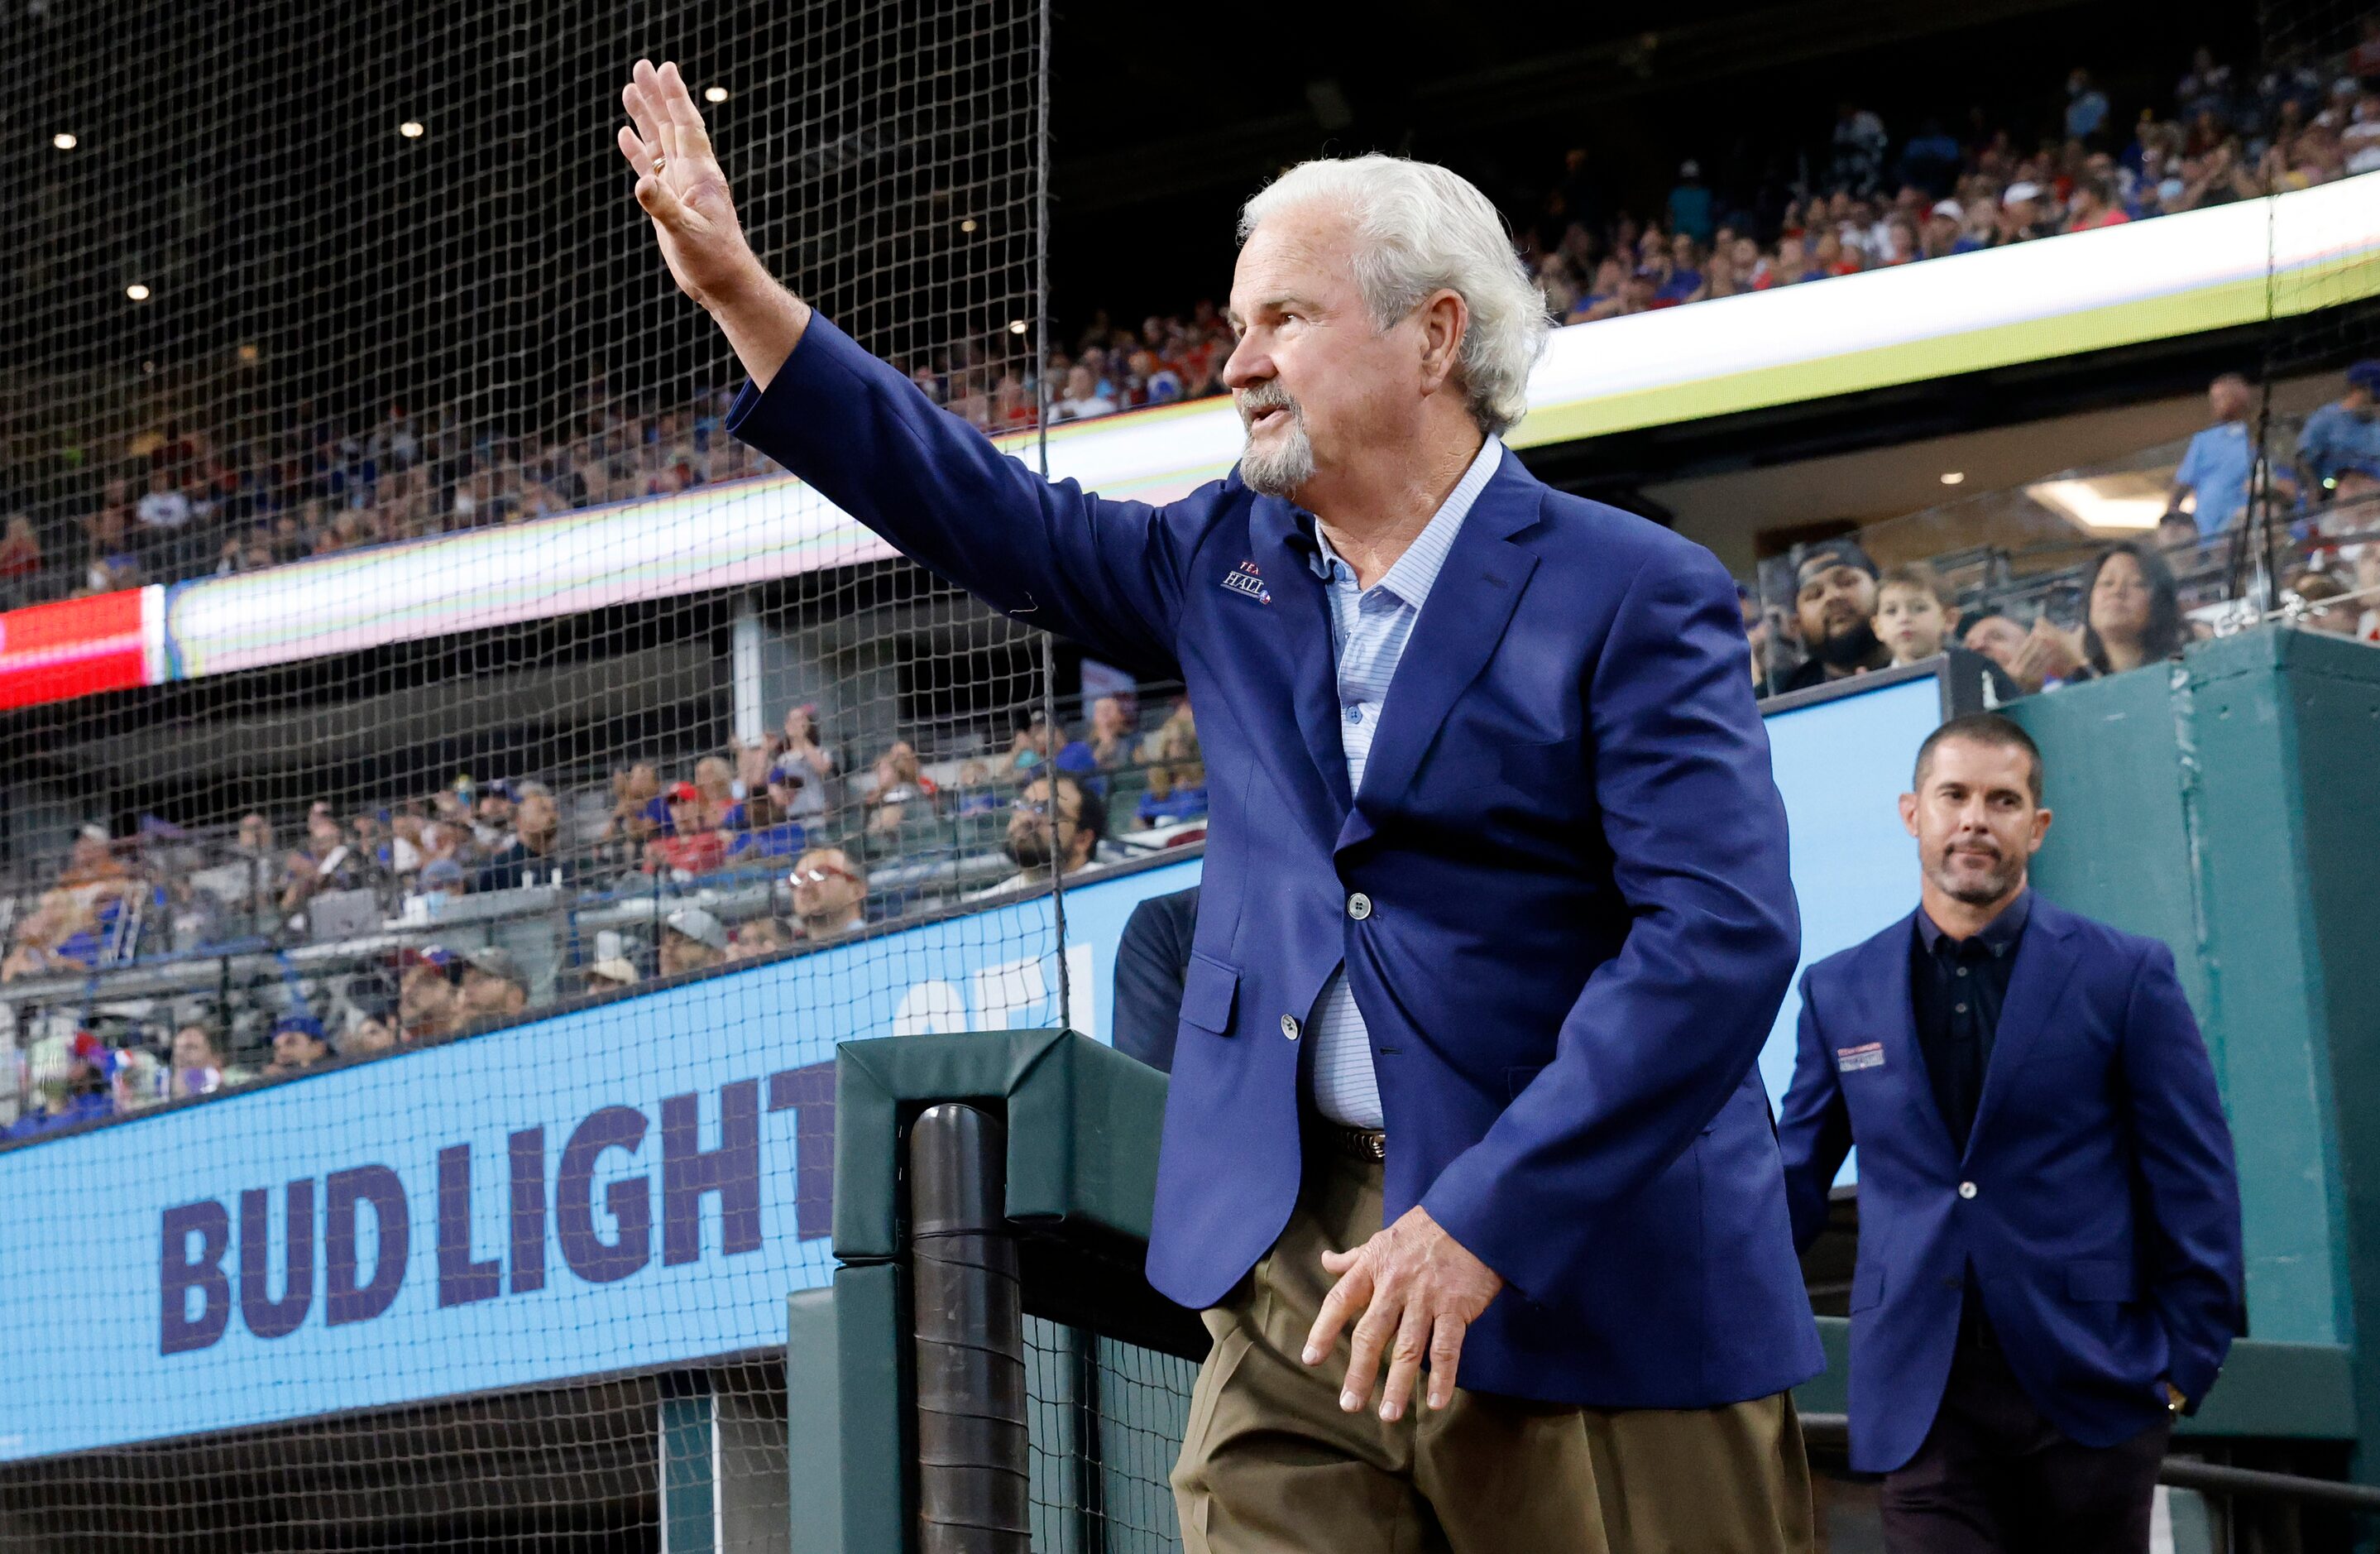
left=1318, top=1123, right=1387, bottom=1163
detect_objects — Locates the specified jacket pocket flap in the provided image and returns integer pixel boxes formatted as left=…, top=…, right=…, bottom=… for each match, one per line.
left=1851, top=1259, right=1886, bottom=1313
left=1180, top=953, right=1240, bottom=1034
left=2066, top=1259, right=2138, bottom=1303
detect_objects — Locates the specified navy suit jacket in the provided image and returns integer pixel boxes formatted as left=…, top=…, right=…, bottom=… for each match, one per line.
left=1776, top=896, right=2244, bottom=1472
left=729, top=314, right=1822, bottom=1408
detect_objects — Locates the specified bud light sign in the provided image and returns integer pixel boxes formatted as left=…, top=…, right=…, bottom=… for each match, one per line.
left=0, top=858, right=1199, bottom=1461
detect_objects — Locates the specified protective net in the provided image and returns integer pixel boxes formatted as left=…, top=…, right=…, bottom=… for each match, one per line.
left=0, top=0, right=1202, bottom=1548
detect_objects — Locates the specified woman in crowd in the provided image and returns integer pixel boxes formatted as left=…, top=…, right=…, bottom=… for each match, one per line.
left=2081, top=540, right=2186, bottom=676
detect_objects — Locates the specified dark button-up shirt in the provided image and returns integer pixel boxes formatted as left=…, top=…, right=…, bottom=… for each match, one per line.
left=1910, top=888, right=2031, bottom=1153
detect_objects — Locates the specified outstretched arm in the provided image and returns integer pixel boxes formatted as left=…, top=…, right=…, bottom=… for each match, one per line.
left=615, top=60, right=808, bottom=390
left=613, top=57, right=1195, bottom=672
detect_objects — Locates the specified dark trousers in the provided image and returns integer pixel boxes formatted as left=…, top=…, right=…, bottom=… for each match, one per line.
left=1880, top=1319, right=2168, bottom=1554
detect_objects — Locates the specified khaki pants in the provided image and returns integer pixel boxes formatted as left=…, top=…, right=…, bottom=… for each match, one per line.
left=1170, top=1146, right=1815, bottom=1554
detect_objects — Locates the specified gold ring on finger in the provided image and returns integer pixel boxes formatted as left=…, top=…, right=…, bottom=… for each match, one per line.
left=652, top=156, right=666, bottom=175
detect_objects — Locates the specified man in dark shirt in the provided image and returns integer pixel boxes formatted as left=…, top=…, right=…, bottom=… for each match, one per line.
left=1776, top=540, right=1892, bottom=694
left=474, top=782, right=574, bottom=893
left=1907, top=888, right=2026, bottom=1154
left=1776, top=714, right=2241, bottom=1552
left=1113, top=885, right=1200, bottom=1072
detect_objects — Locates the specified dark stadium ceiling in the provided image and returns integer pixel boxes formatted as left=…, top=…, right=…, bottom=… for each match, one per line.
left=0, top=0, right=2256, bottom=425
left=1045, top=0, right=2253, bottom=325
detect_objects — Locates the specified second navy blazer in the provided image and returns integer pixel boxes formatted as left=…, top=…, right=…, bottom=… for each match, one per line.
left=1777, top=897, right=2243, bottom=1471
left=728, top=315, right=1823, bottom=1408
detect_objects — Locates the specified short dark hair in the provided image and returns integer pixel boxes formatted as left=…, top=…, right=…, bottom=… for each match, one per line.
left=1047, top=769, right=1107, bottom=850
left=1913, top=713, right=2043, bottom=803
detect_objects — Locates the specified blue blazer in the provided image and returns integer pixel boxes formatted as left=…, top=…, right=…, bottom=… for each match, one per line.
left=730, top=316, right=1822, bottom=1408
left=1776, top=896, right=2244, bottom=1472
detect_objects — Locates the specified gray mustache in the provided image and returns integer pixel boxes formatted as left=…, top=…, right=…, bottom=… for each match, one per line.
left=1237, top=383, right=1302, bottom=426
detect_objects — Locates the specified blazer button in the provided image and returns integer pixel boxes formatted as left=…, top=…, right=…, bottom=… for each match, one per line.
left=1957, top=1180, right=1978, bottom=1200
left=1281, top=1014, right=1300, bottom=1041
left=1347, top=892, right=1373, bottom=921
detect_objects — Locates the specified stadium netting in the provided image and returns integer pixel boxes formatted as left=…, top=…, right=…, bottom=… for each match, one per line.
left=0, top=0, right=1200, bottom=1548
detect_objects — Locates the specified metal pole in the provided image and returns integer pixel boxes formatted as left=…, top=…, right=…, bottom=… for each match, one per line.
left=908, top=1102, right=1029, bottom=1553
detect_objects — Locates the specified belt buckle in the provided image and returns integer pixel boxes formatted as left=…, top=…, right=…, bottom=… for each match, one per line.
left=1341, top=1126, right=1386, bottom=1162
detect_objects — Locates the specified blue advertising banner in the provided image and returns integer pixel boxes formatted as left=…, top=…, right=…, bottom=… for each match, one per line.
left=0, top=674, right=1935, bottom=1463
left=0, top=858, right=1200, bottom=1463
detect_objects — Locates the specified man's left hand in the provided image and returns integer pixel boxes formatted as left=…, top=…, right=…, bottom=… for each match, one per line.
left=1302, top=1206, right=1502, bottom=1422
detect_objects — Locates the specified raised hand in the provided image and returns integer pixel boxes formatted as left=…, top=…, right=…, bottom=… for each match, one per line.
left=615, top=58, right=810, bottom=387
left=615, top=59, right=758, bottom=311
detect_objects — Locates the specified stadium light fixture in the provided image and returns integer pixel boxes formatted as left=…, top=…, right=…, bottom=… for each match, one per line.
left=51, top=132, right=77, bottom=151
left=959, top=218, right=978, bottom=233
left=125, top=283, right=151, bottom=302
left=1939, top=471, right=1965, bottom=485
left=2025, top=473, right=2169, bottom=533
left=1008, top=319, right=1027, bottom=335
left=399, top=121, right=425, bottom=139
left=704, top=85, right=730, bottom=103
left=237, top=343, right=261, bottom=363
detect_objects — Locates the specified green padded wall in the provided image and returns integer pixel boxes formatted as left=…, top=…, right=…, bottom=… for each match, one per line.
left=2014, top=629, right=2380, bottom=1478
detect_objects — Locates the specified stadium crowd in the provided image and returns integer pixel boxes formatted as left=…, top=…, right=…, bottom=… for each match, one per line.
left=6, top=29, right=2380, bottom=1136
left=0, top=689, right=1209, bottom=1135
left=1751, top=364, right=2380, bottom=697
left=6, top=42, right=2373, bottom=612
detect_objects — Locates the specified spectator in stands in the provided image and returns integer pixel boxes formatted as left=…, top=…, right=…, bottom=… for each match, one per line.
left=1086, top=695, right=1136, bottom=769
left=1136, top=717, right=1209, bottom=827
left=692, top=755, right=743, bottom=830
left=471, top=779, right=519, bottom=851
left=2155, top=511, right=2203, bottom=553
left=400, top=947, right=464, bottom=1042
left=1738, top=583, right=1772, bottom=691
left=279, top=805, right=377, bottom=921
left=862, top=743, right=936, bottom=837
left=733, top=776, right=809, bottom=859
left=2081, top=541, right=2186, bottom=676
left=1961, top=607, right=2085, bottom=696
left=264, top=1014, right=332, bottom=1077
left=0, top=516, right=39, bottom=610
left=1874, top=562, right=1959, bottom=666
left=2286, top=568, right=2362, bottom=636
left=644, top=782, right=729, bottom=875
left=978, top=770, right=1107, bottom=896
left=587, top=930, right=642, bottom=990
left=728, top=917, right=789, bottom=960
left=415, top=856, right=467, bottom=904
left=475, top=781, right=572, bottom=891
left=2062, top=172, right=2129, bottom=232
left=133, top=467, right=194, bottom=571
left=1777, top=540, right=1891, bottom=693
left=1666, top=161, right=1713, bottom=245
left=788, top=847, right=869, bottom=941
left=2065, top=68, right=2111, bottom=141
left=2296, top=361, right=2380, bottom=492
left=459, top=947, right=529, bottom=1023
left=5, top=1037, right=115, bottom=1137
left=774, top=704, right=837, bottom=824
left=659, top=904, right=729, bottom=976
left=2172, top=373, right=2260, bottom=539
left=168, top=1024, right=245, bottom=1099
left=342, top=1014, right=400, bottom=1058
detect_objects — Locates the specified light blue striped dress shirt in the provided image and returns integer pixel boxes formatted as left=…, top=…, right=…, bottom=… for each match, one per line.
left=1305, top=436, right=1505, bottom=1128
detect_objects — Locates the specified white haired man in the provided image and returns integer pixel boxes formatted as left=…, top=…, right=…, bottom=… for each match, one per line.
left=618, top=60, right=1814, bottom=1552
